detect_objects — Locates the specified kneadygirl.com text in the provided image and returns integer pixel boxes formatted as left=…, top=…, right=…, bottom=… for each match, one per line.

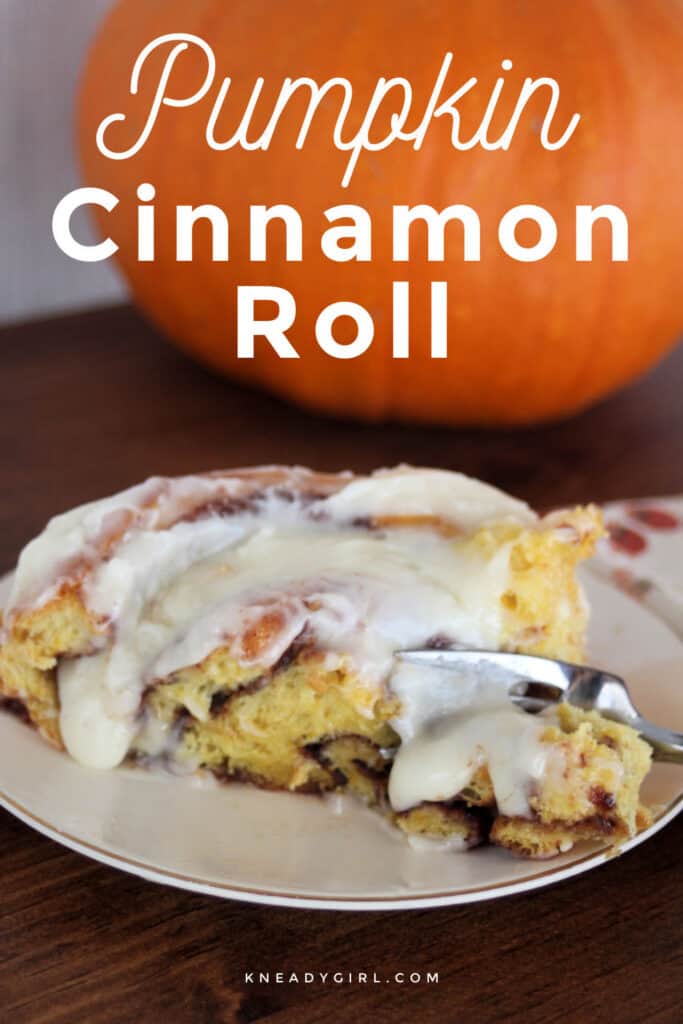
left=244, top=970, right=439, bottom=986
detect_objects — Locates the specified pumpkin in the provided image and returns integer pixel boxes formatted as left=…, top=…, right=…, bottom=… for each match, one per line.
left=78, top=0, right=683, bottom=426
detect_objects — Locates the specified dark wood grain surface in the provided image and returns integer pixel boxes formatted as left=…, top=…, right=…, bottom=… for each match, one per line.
left=1, top=306, right=682, bottom=1024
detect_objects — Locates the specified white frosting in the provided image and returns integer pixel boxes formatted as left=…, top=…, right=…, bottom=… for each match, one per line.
left=324, top=467, right=535, bottom=531
left=56, top=523, right=518, bottom=769
left=10, top=468, right=552, bottom=787
left=7, top=476, right=248, bottom=613
left=58, top=653, right=136, bottom=770
left=388, top=660, right=556, bottom=815
left=151, top=529, right=515, bottom=681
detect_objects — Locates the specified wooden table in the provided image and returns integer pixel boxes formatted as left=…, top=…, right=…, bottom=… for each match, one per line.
left=1, top=306, right=681, bottom=1024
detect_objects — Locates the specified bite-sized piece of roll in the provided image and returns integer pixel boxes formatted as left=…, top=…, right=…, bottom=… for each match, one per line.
left=0, top=465, right=652, bottom=857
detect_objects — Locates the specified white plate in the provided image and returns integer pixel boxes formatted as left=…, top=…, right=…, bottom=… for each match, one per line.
left=0, top=569, right=681, bottom=910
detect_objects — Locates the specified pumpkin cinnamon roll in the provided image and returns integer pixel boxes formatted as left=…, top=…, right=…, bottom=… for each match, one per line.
left=0, top=466, right=652, bottom=857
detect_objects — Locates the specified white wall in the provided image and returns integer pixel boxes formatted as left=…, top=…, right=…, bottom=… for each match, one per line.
left=0, top=0, right=127, bottom=325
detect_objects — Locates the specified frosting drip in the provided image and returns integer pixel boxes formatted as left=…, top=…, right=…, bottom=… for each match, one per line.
left=388, top=659, right=556, bottom=816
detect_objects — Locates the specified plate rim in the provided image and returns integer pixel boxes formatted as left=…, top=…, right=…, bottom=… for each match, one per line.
left=1, top=777, right=682, bottom=910
left=1, top=566, right=682, bottom=910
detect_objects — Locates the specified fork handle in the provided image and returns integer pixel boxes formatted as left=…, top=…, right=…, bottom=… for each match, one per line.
left=629, top=716, right=683, bottom=764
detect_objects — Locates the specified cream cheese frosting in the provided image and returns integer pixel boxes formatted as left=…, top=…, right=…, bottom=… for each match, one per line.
left=7, top=466, right=563, bottom=810
left=388, top=659, right=556, bottom=816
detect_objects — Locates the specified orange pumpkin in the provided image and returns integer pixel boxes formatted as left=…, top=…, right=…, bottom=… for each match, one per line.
left=78, top=0, right=683, bottom=426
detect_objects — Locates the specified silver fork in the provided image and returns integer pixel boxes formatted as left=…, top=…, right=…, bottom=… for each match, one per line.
left=397, top=650, right=683, bottom=764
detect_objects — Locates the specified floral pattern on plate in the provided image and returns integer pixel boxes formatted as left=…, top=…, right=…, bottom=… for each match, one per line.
left=591, top=497, right=683, bottom=641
